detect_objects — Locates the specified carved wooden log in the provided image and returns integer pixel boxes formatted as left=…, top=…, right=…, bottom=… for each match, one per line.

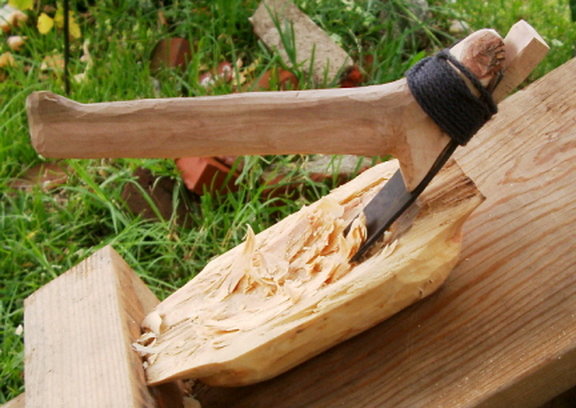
left=136, top=160, right=484, bottom=386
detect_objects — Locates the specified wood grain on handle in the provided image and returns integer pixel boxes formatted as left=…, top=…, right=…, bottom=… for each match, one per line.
left=27, top=82, right=410, bottom=158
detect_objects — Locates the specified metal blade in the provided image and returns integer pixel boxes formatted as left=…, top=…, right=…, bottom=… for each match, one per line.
left=349, top=140, right=458, bottom=262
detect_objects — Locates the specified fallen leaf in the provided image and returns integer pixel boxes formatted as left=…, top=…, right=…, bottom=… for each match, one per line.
left=9, top=162, right=69, bottom=192
left=54, top=9, right=82, bottom=39
left=449, top=19, right=470, bottom=35
left=40, top=54, right=64, bottom=72
left=232, top=57, right=259, bottom=88
left=69, top=15, right=82, bottom=39
left=0, top=5, right=28, bottom=32
left=7, top=35, right=26, bottom=51
left=0, top=52, right=16, bottom=68
left=79, top=39, right=93, bottom=68
left=37, top=12, right=54, bottom=34
left=8, top=0, right=33, bottom=11
left=73, top=72, right=87, bottom=83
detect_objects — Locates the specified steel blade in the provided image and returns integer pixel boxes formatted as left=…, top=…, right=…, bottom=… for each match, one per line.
left=349, top=140, right=458, bottom=262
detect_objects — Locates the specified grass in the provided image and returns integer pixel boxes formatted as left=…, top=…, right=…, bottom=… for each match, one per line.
left=0, top=0, right=575, bottom=402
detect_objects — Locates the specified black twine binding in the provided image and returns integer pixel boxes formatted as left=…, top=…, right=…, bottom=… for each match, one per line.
left=406, top=49, right=497, bottom=146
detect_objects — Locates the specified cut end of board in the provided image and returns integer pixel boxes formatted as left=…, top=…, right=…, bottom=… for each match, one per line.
left=135, top=159, right=484, bottom=387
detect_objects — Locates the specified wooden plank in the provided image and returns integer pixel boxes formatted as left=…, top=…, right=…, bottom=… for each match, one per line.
left=193, top=58, right=576, bottom=408
left=249, top=0, right=352, bottom=83
left=23, top=246, right=181, bottom=408
left=0, top=394, right=24, bottom=408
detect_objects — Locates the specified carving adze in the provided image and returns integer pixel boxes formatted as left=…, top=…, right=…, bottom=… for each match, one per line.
left=26, top=21, right=547, bottom=255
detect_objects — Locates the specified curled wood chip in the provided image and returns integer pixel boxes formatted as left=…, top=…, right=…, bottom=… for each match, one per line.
left=144, top=311, right=164, bottom=335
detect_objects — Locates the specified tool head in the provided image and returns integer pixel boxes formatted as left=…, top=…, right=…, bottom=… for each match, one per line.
left=350, top=20, right=549, bottom=261
left=396, top=28, right=505, bottom=191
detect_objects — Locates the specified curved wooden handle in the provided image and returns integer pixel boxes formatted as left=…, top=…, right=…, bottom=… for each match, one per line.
left=27, top=82, right=409, bottom=159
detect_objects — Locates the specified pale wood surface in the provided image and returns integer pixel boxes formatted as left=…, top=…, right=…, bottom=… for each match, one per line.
left=23, top=246, right=170, bottom=408
left=27, top=26, right=508, bottom=190
left=138, top=159, right=483, bottom=387
left=192, top=58, right=576, bottom=408
left=250, top=0, right=351, bottom=83
left=0, top=394, right=24, bottom=408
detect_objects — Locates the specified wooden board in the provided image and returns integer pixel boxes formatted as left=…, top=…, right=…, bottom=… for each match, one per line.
left=250, top=0, right=352, bottom=83
left=23, top=246, right=181, bottom=408
left=0, top=394, right=24, bottom=408
left=193, top=58, right=576, bottom=408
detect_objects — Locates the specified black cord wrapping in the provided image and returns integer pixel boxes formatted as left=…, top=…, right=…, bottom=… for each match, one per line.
left=405, top=49, right=497, bottom=146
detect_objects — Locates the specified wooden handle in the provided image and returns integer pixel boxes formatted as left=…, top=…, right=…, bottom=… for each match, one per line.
left=26, top=21, right=547, bottom=190
left=27, top=82, right=409, bottom=158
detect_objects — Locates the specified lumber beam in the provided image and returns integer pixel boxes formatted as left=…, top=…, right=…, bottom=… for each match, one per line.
left=0, top=394, right=24, bottom=408
left=249, top=0, right=352, bottom=83
left=23, top=246, right=183, bottom=408
left=193, top=58, right=576, bottom=408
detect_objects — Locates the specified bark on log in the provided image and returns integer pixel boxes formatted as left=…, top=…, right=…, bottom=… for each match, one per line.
left=136, top=160, right=484, bottom=386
